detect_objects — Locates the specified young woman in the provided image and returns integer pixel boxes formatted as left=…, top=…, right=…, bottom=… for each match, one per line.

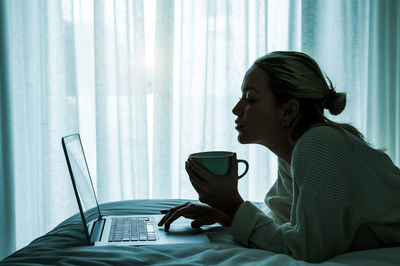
left=158, top=51, right=400, bottom=262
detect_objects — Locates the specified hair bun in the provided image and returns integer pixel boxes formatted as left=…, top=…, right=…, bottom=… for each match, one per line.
left=326, top=91, right=346, bottom=115
left=322, top=90, right=336, bottom=109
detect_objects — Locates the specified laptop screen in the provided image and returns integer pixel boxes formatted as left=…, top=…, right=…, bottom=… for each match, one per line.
left=62, top=134, right=101, bottom=227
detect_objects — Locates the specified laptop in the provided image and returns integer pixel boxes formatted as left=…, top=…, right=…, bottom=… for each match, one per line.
left=62, top=133, right=209, bottom=246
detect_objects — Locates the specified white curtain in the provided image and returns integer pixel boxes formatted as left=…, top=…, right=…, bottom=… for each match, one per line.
left=1, top=0, right=399, bottom=259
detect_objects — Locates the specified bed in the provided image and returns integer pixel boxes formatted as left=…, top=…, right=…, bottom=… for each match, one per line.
left=2, top=199, right=400, bottom=265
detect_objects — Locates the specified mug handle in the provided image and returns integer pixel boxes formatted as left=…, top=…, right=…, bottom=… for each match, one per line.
left=237, top=159, right=249, bottom=179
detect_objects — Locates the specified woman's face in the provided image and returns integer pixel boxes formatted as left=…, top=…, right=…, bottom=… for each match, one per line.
left=232, top=66, right=286, bottom=149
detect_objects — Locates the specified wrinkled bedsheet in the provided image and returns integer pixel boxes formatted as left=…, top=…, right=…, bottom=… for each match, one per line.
left=1, top=199, right=400, bottom=265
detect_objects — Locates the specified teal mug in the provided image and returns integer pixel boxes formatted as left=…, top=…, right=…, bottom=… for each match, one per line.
left=189, top=151, right=249, bottom=179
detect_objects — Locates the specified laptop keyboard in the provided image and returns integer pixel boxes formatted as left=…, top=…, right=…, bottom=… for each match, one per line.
left=108, top=217, right=157, bottom=242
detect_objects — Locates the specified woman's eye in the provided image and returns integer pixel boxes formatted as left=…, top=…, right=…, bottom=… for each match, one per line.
left=239, top=97, right=256, bottom=103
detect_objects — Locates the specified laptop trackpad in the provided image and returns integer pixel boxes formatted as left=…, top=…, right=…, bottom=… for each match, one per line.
left=163, top=225, right=204, bottom=235
left=156, top=216, right=206, bottom=235
left=153, top=215, right=210, bottom=244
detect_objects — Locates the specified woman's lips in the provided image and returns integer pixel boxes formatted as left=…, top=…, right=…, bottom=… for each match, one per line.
left=235, top=119, right=244, bottom=130
left=235, top=124, right=244, bottom=130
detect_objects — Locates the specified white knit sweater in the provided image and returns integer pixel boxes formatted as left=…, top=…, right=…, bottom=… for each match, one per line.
left=230, top=125, right=400, bottom=262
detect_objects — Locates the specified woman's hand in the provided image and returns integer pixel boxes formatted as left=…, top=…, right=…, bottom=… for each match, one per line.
left=185, top=153, right=244, bottom=219
left=158, top=202, right=231, bottom=232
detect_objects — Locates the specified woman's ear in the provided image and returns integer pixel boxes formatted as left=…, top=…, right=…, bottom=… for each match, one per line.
left=283, top=99, right=300, bottom=122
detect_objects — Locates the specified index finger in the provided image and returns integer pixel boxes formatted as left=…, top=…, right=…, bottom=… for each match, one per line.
left=187, top=158, right=214, bottom=178
left=163, top=206, right=192, bottom=231
left=186, top=161, right=206, bottom=188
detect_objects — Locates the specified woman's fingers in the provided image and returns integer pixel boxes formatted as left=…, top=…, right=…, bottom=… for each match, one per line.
left=159, top=203, right=231, bottom=231
left=228, top=153, right=238, bottom=177
left=158, top=202, right=190, bottom=226
left=159, top=203, right=210, bottom=231
left=191, top=215, right=217, bottom=228
left=185, top=161, right=206, bottom=189
left=192, top=209, right=232, bottom=228
left=183, top=213, right=200, bottom=219
left=187, top=158, right=212, bottom=178
left=163, top=205, right=193, bottom=231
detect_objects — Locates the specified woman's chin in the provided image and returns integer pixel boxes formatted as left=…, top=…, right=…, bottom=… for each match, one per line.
left=237, top=135, right=250, bottom=144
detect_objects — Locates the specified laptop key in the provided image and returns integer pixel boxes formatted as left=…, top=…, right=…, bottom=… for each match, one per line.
left=108, top=219, right=116, bottom=242
left=148, top=233, right=156, bottom=241
left=114, top=229, right=123, bottom=242
left=146, top=222, right=155, bottom=232
left=139, top=233, right=147, bottom=241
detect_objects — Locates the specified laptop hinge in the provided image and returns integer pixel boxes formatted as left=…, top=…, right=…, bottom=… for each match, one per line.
left=90, top=219, right=105, bottom=244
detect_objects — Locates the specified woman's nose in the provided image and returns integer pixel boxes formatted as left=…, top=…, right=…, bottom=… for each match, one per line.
left=232, top=100, right=242, bottom=116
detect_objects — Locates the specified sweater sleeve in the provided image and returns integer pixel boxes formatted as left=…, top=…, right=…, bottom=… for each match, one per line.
left=231, top=192, right=356, bottom=262
left=230, top=126, right=360, bottom=262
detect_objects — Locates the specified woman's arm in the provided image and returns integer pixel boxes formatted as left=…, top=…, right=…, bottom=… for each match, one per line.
left=231, top=126, right=360, bottom=262
left=230, top=190, right=357, bottom=262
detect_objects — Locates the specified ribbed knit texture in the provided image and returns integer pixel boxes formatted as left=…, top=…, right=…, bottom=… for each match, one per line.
left=230, top=126, right=400, bottom=262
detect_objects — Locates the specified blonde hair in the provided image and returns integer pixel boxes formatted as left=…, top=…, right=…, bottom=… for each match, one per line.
left=254, top=51, right=365, bottom=146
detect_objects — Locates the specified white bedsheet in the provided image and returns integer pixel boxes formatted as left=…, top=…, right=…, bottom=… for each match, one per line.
left=1, top=199, right=399, bottom=265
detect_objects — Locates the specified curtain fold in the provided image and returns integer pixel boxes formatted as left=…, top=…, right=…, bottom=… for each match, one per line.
left=152, top=0, right=175, bottom=198
left=365, top=0, right=400, bottom=163
left=1, top=0, right=399, bottom=260
left=0, top=0, right=16, bottom=260
left=93, top=0, right=149, bottom=203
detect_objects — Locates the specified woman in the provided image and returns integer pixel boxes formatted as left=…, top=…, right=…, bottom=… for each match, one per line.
left=158, top=51, right=400, bottom=262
